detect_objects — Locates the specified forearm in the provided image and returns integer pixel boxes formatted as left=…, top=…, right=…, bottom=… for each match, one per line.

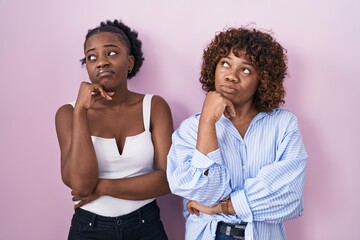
left=63, top=108, right=98, bottom=195
left=168, top=148, right=231, bottom=205
left=231, top=159, right=306, bottom=223
left=196, top=116, right=218, bottom=155
left=99, top=170, right=170, bottom=200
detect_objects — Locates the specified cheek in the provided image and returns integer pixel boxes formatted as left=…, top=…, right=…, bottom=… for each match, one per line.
left=214, top=70, right=224, bottom=83
left=214, top=77, right=221, bottom=89
left=86, top=65, right=95, bottom=78
left=248, top=81, right=259, bottom=95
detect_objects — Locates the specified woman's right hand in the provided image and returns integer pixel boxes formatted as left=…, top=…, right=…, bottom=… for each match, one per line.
left=201, top=91, right=236, bottom=123
left=186, top=200, right=222, bottom=216
left=75, top=82, right=114, bottom=110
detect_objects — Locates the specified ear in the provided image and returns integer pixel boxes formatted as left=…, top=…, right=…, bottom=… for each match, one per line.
left=128, top=55, right=135, bottom=72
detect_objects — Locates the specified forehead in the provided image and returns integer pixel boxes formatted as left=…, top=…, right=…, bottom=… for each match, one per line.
left=224, top=50, right=248, bottom=62
left=226, top=49, right=255, bottom=65
left=84, top=32, right=126, bottom=51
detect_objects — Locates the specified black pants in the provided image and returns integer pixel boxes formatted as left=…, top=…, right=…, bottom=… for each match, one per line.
left=68, top=200, right=168, bottom=240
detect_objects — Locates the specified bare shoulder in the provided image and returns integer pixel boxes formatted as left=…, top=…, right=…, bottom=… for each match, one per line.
left=55, top=104, right=73, bottom=118
left=55, top=104, right=74, bottom=128
left=151, top=95, right=170, bottom=109
left=150, top=95, right=173, bottom=129
left=150, top=95, right=172, bottom=117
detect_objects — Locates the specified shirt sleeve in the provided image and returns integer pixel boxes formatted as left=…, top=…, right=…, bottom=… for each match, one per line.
left=231, top=115, right=308, bottom=223
left=167, top=115, right=232, bottom=206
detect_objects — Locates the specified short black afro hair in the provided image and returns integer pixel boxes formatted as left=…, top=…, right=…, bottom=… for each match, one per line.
left=81, top=19, right=144, bottom=79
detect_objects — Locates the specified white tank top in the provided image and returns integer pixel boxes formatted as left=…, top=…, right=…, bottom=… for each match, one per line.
left=69, top=94, right=155, bottom=217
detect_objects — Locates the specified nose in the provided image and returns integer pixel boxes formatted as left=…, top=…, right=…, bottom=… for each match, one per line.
left=96, top=55, right=110, bottom=68
left=225, top=69, right=239, bottom=83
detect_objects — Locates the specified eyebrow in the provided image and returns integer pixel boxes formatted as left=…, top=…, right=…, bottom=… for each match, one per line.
left=224, top=56, right=254, bottom=67
left=85, top=44, right=120, bottom=54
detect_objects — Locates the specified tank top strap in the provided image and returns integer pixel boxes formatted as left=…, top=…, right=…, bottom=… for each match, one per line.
left=142, top=94, right=153, bottom=131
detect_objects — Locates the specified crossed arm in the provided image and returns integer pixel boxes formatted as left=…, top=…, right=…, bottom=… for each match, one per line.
left=55, top=88, right=173, bottom=207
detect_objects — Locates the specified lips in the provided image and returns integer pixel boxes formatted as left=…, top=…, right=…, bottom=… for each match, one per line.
left=97, top=69, right=114, bottom=78
left=220, top=84, right=239, bottom=94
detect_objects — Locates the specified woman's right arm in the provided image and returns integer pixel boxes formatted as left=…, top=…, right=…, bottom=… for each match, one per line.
left=167, top=92, right=236, bottom=206
left=55, top=104, right=98, bottom=197
left=55, top=82, right=113, bottom=197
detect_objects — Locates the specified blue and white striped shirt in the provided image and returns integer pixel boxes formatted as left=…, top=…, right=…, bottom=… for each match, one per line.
left=167, top=108, right=307, bottom=240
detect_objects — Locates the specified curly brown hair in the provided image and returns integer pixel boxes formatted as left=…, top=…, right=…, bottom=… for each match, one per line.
left=200, top=27, right=287, bottom=112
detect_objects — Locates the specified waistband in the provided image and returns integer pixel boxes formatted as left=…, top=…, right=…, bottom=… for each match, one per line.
left=75, top=200, right=158, bottom=225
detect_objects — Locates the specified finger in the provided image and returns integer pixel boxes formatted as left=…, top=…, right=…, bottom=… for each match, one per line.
left=187, top=207, right=195, bottom=215
left=98, top=88, right=114, bottom=100
left=104, top=91, right=115, bottom=100
left=225, top=101, right=236, bottom=118
left=74, top=201, right=82, bottom=209
left=89, top=84, right=105, bottom=97
left=223, top=108, right=231, bottom=119
left=72, top=196, right=81, bottom=201
left=194, top=209, right=200, bottom=216
left=186, top=200, right=194, bottom=207
left=186, top=203, right=194, bottom=214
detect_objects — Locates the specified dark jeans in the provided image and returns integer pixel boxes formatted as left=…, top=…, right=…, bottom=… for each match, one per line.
left=215, top=232, right=239, bottom=240
left=215, top=222, right=246, bottom=240
left=68, top=200, right=168, bottom=240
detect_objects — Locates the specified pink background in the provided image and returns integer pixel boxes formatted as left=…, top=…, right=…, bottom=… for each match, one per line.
left=1, top=1, right=359, bottom=239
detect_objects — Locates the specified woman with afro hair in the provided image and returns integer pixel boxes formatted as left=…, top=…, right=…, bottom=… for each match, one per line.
left=167, top=26, right=307, bottom=240
left=55, top=19, right=172, bottom=239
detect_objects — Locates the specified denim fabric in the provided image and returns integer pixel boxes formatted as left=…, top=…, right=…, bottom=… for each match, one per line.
left=215, top=232, right=239, bottom=240
left=215, top=222, right=246, bottom=240
left=68, top=200, right=168, bottom=240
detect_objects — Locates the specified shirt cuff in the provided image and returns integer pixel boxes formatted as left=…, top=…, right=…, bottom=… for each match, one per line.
left=191, top=148, right=223, bottom=169
left=231, top=190, right=253, bottom=223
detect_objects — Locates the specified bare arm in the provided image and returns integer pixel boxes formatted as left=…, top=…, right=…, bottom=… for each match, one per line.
left=73, top=95, right=173, bottom=206
left=55, top=82, right=113, bottom=197
left=186, top=199, right=235, bottom=216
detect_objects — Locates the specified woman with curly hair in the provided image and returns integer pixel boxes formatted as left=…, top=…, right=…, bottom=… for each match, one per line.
left=55, top=20, right=172, bottom=239
left=167, top=26, right=307, bottom=240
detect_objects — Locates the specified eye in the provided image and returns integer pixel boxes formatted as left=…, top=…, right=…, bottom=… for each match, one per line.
left=87, top=55, right=97, bottom=61
left=108, top=51, right=117, bottom=57
left=221, top=61, right=230, bottom=68
left=241, top=68, right=251, bottom=74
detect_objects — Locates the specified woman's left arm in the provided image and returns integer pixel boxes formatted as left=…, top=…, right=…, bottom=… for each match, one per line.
left=230, top=116, right=307, bottom=223
left=187, top=115, right=308, bottom=223
left=73, top=96, right=173, bottom=205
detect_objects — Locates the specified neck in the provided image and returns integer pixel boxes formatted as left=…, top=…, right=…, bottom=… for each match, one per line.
left=97, top=88, right=132, bottom=108
left=230, top=105, right=259, bottom=123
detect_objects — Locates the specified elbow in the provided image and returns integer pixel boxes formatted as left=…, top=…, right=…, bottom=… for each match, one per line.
left=167, top=177, right=179, bottom=195
left=279, top=193, right=304, bottom=222
left=70, top=183, right=96, bottom=197
left=167, top=172, right=187, bottom=196
left=155, top=169, right=171, bottom=196
left=160, top=183, right=171, bottom=196
left=290, top=196, right=304, bottom=219
left=63, top=174, right=97, bottom=197
left=61, top=164, right=98, bottom=196
left=158, top=173, right=172, bottom=196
